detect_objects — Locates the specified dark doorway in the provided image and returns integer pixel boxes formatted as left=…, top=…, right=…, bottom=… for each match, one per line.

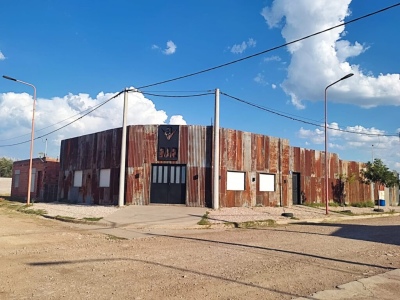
left=150, top=164, right=186, bottom=204
left=292, top=172, right=301, bottom=204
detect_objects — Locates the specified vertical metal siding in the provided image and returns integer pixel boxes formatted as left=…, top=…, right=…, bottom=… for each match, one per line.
left=58, top=125, right=378, bottom=207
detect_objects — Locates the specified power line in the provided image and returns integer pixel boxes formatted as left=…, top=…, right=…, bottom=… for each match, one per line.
left=221, top=92, right=398, bottom=137
left=0, top=91, right=123, bottom=147
left=2, top=3, right=399, bottom=147
left=140, top=91, right=214, bottom=98
left=137, top=3, right=400, bottom=90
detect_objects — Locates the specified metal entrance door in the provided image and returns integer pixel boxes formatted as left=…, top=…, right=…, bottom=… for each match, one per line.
left=292, top=172, right=301, bottom=205
left=150, top=164, right=186, bottom=204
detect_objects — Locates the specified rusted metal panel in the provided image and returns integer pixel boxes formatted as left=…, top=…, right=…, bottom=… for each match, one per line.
left=281, top=140, right=290, bottom=174
left=314, top=150, right=322, bottom=178
left=269, top=137, right=279, bottom=173
left=58, top=125, right=378, bottom=208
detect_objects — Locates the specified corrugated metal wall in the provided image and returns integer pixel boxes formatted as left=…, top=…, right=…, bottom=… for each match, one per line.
left=218, top=129, right=290, bottom=207
left=58, top=125, right=382, bottom=207
left=58, top=128, right=121, bottom=205
left=125, top=125, right=213, bottom=207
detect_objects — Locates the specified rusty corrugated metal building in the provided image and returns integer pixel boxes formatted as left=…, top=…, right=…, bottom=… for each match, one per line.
left=58, top=124, right=375, bottom=207
left=12, top=157, right=60, bottom=202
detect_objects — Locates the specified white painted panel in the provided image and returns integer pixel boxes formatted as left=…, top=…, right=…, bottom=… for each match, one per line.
left=227, top=171, right=245, bottom=191
left=259, top=173, right=275, bottom=192
left=74, top=170, right=83, bottom=187
left=99, top=169, right=111, bottom=187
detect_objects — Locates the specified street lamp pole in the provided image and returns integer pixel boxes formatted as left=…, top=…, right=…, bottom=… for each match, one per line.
left=324, top=73, right=353, bottom=215
left=3, top=75, right=37, bottom=205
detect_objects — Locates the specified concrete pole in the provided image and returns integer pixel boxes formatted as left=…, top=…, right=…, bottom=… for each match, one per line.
left=2, top=75, right=36, bottom=205
left=213, top=88, right=220, bottom=210
left=324, top=73, right=354, bottom=215
left=118, top=89, right=128, bottom=207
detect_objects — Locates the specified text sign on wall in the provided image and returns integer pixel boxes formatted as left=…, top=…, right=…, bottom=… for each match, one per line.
left=157, top=125, right=179, bottom=161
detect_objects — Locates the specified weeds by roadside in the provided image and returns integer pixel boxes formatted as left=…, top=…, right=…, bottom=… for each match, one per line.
left=197, top=212, right=211, bottom=226
left=0, top=198, right=103, bottom=224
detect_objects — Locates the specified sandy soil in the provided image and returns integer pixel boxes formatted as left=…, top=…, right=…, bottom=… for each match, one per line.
left=1, top=207, right=399, bottom=299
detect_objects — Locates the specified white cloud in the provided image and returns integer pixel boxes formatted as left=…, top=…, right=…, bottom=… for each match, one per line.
left=254, top=73, right=268, bottom=86
left=163, top=40, right=177, bottom=55
left=230, top=38, right=257, bottom=54
left=261, top=0, right=400, bottom=109
left=264, top=55, right=281, bottom=62
left=335, top=40, right=367, bottom=62
left=0, top=89, right=186, bottom=159
left=151, top=41, right=177, bottom=55
left=169, top=115, right=186, bottom=125
left=0, top=51, right=5, bottom=60
left=272, top=84, right=277, bottom=89
left=298, top=123, right=399, bottom=170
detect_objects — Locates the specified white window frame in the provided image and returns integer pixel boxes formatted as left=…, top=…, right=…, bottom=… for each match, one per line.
left=99, top=169, right=111, bottom=187
left=227, top=171, right=245, bottom=191
left=14, top=170, right=20, bottom=188
left=259, top=173, right=275, bottom=192
left=73, top=170, right=83, bottom=187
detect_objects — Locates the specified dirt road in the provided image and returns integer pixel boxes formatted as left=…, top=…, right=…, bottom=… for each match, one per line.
left=1, top=209, right=399, bottom=299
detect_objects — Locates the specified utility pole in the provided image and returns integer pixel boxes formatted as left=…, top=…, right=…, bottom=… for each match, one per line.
left=118, top=89, right=128, bottom=207
left=213, top=88, right=220, bottom=210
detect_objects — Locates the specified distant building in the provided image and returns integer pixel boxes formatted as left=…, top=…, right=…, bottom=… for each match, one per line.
left=58, top=125, right=377, bottom=207
left=11, top=157, right=60, bottom=202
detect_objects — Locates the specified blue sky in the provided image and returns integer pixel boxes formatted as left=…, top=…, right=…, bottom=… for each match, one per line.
left=1, top=0, right=399, bottom=172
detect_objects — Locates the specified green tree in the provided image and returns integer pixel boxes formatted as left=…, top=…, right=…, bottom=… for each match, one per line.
left=0, top=157, right=14, bottom=177
left=360, top=159, right=399, bottom=188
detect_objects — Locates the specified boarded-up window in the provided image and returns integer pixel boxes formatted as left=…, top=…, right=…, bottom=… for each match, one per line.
left=259, top=173, right=275, bottom=192
left=30, top=168, right=36, bottom=192
left=74, top=170, right=83, bottom=187
left=99, top=169, right=111, bottom=187
left=227, top=171, right=245, bottom=191
left=14, top=170, right=20, bottom=188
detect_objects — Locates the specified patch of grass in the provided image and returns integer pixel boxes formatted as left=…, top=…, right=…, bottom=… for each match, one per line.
left=53, top=215, right=76, bottom=222
left=18, top=207, right=47, bottom=215
left=0, top=199, right=48, bottom=216
left=336, top=210, right=355, bottom=216
left=303, top=202, right=324, bottom=208
left=290, top=216, right=300, bottom=220
left=225, top=219, right=276, bottom=228
left=83, top=217, right=103, bottom=222
left=105, top=234, right=127, bottom=240
left=351, top=201, right=375, bottom=208
left=197, top=212, right=211, bottom=226
left=304, top=202, right=343, bottom=208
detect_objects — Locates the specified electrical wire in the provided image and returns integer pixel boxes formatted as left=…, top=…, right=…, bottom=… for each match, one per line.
left=1, top=3, right=399, bottom=146
left=136, top=3, right=400, bottom=90
left=141, top=91, right=214, bottom=98
left=221, top=92, right=398, bottom=137
left=0, top=91, right=124, bottom=147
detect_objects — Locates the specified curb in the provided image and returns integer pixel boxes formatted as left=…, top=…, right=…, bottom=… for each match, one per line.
left=41, top=211, right=400, bottom=230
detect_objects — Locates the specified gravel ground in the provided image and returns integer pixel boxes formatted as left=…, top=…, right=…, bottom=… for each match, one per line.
left=207, top=205, right=400, bottom=224
left=32, top=202, right=120, bottom=219
left=1, top=209, right=399, bottom=300
left=31, top=201, right=400, bottom=224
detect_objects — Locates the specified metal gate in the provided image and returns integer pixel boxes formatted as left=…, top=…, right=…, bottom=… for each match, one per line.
left=150, top=164, right=187, bottom=204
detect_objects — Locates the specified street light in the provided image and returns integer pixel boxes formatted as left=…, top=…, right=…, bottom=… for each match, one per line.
left=3, top=75, right=37, bottom=205
left=324, top=73, right=353, bottom=215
